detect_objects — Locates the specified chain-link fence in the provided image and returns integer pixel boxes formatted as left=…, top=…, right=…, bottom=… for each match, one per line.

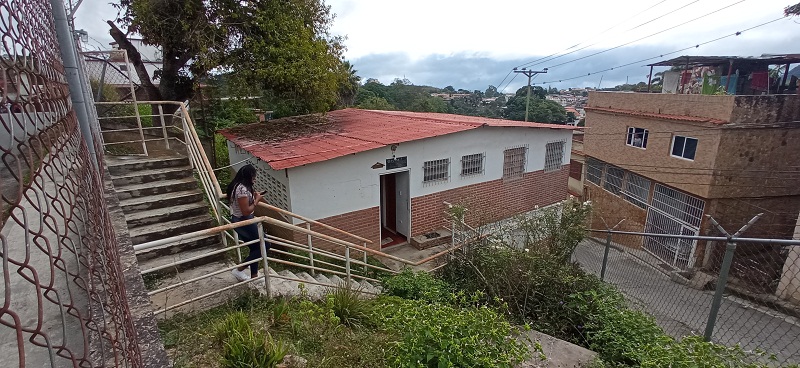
left=1, top=1, right=152, bottom=366
left=573, top=228, right=800, bottom=365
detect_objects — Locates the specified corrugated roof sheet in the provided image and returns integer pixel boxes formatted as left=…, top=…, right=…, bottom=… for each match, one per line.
left=219, top=108, right=575, bottom=170
left=584, top=106, right=728, bottom=125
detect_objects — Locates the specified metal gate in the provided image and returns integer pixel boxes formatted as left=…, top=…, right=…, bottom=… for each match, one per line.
left=643, top=184, right=705, bottom=269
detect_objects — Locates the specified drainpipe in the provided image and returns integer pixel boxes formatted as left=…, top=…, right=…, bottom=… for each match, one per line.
left=50, top=0, right=98, bottom=169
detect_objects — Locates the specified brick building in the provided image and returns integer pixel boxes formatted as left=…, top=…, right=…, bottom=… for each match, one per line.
left=583, top=88, right=800, bottom=288
left=220, top=109, right=574, bottom=252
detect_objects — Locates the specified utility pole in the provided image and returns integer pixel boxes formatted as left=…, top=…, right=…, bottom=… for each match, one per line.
left=513, top=67, right=547, bottom=122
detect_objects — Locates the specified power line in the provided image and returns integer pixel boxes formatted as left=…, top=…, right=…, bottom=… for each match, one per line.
left=496, top=0, right=671, bottom=90
left=532, top=16, right=787, bottom=85
left=542, top=0, right=749, bottom=72
left=518, top=0, right=693, bottom=70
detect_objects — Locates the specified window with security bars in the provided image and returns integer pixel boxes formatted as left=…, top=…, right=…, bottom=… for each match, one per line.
left=624, top=172, right=651, bottom=208
left=461, top=153, right=485, bottom=177
left=503, top=146, right=527, bottom=180
left=544, top=141, right=566, bottom=172
left=586, top=157, right=605, bottom=185
left=423, top=158, right=450, bottom=183
left=603, top=165, right=624, bottom=195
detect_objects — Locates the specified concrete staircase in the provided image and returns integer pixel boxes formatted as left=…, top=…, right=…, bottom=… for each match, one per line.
left=264, top=268, right=382, bottom=299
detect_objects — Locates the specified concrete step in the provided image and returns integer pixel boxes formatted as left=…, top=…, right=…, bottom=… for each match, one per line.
left=138, top=240, right=225, bottom=278
left=111, top=166, right=194, bottom=187
left=119, top=189, right=205, bottom=213
left=115, top=177, right=200, bottom=201
left=125, top=202, right=209, bottom=228
left=277, top=269, right=298, bottom=280
left=148, top=260, right=249, bottom=319
left=314, top=273, right=332, bottom=285
left=296, top=271, right=325, bottom=297
left=107, top=156, right=190, bottom=176
left=129, top=215, right=215, bottom=245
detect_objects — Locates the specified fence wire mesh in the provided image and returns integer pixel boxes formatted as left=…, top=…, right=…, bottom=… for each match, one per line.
left=574, top=231, right=800, bottom=365
left=1, top=0, right=142, bottom=366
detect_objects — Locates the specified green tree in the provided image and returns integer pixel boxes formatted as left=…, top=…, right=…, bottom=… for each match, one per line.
left=358, top=96, right=395, bottom=110
left=443, top=85, right=456, bottom=93
left=484, top=85, right=499, bottom=98
left=786, top=2, right=800, bottom=16
left=337, top=61, right=361, bottom=107
left=503, top=87, right=567, bottom=123
left=109, top=0, right=347, bottom=114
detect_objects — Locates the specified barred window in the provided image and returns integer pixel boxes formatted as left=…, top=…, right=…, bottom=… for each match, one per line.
left=624, top=172, right=651, bottom=208
left=544, top=141, right=566, bottom=172
left=503, top=146, right=527, bottom=180
left=461, top=153, right=484, bottom=177
left=586, top=157, right=605, bottom=185
left=604, top=165, right=624, bottom=195
left=423, top=158, right=450, bottom=183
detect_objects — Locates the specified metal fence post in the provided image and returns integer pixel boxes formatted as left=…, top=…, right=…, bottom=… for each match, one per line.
left=258, top=223, right=270, bottom=297
left=600, top=231, right=612, bottom=280
left=158, top=104, right=169, bottom=149
left=363, top=242, right=368, bottom=274
left=345, top=245, right=352, bottom=286
left=306, top=223, right=315, bottom=275
left=704, top=240, right=736, bottom=341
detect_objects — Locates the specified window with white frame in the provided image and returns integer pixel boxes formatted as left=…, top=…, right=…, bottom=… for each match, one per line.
left=586, top=157, right=605, bottom=185
left=423, top=158, right=450, bottom=183
left=460, top=153, right=484, bottom=177
left=503, top=146, right=527, bottom=180
left=623, top=172, right=651, bottom=208
left=603, top=165, right=624, bottom=195
left=626, top=127, right=649, bottom=149
left=544, top=141, right=566, bottom=172
left=671, top=136, right=698, bottom=160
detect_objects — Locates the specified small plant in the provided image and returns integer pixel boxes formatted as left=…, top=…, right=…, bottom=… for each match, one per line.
left=270, top=298, right=291, bottom=326
left=380, top=269, right=449, bottom=302
left=215, top=311, right=288, bottom=368
left=324, top=284, right=372, bottom=327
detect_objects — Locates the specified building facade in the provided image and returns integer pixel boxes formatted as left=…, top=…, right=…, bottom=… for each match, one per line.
left=221, top=109, right=574, bottom=252
left=583, top=91, right=800, bottom=289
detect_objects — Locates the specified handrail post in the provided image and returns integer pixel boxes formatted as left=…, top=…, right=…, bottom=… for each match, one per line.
left=306, top=223, right=315, bottom=275
left=233, top=230, right=242, bottom=263
left=158, top=104, right=169, bottom=149
left=258, top=223, right=271, bottom=297
left=363, top=242, right=368, bottom=274
left=600, top=230, right=611, bottom=280
left=345, top=245, right=352, bottom=286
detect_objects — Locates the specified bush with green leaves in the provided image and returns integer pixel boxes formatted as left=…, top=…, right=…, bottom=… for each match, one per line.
left=372, top=295, right=530, bottom=368
left=324, top=285, right=373, bottom=327
left=214, top=311, right=288, bottom=368
left=380, top=269, right=450, bottom=302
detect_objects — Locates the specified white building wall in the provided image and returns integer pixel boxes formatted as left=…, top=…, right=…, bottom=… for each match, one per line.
left=285, top=127, right=572, bottom=224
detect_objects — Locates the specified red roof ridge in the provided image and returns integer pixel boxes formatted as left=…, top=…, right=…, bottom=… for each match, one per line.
left=585, top=106, right=728, bottom=125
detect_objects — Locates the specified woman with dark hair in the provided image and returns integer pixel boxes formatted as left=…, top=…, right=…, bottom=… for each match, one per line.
left=227, top=164, right=269, bottom=281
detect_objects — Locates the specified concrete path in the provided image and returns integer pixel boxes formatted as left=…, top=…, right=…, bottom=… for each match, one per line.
left=573, top=240, right=800, bottom=364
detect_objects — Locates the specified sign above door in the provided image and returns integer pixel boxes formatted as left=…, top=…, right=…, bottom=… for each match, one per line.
left=386, top=156, right=407, bottom=170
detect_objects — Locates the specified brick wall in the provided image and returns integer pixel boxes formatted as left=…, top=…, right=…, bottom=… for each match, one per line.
left=585, top=182, right=648, bottom=249
left=410, top=166, right=569, bottom=237
left=588, top=91, right=736, bottom=122
left=291, top=207, right=381, bottom=255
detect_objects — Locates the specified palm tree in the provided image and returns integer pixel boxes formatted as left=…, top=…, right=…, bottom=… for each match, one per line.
left=337, top=60, right=361, bottom=107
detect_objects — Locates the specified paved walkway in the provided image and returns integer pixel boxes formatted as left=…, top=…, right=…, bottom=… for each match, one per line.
left=573, top=240, right=800, bottom=364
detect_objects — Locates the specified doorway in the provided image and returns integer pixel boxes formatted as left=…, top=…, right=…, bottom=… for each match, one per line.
left=380, top=171, right=410, bottom=248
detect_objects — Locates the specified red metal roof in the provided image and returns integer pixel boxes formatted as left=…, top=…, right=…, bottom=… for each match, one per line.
left=219, top=109, right=575, bottom=170
left=584, top=106, right=728, bottom=125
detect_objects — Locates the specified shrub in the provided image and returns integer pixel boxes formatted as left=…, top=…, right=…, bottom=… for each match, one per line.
left=214, top=311, right=288, bottom=368
left=373, top=296, right=530, bottom=368
left=324, top=285, right=373, bottom=327
left=381, top=269, right=449, bottom=302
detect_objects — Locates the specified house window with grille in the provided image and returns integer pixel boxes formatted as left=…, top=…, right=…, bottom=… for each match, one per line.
left=623, top=172, right=651, bottom=208
left=626, top=127, right=649, bottom=149
left=671, top=136, right=698, bottom=160
left=586, top=157, right=605, bottom=185
left=503, top=146, right=527, bottom=180
left=460, top=153, right=485, bottom=177
left=423, top=158, right=450, bottom=183
left=603, top=165, right=624, bottom=195
left=544, top=141, right=566, bottom=172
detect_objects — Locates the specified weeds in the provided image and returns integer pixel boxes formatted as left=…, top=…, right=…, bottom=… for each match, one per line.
left=215, top=311, right=287, bottom=368
left=324, top=285, right=372, bottom=327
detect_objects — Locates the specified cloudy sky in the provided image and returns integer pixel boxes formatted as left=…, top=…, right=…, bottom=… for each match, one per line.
left=75, top=0, right=800, bottom=91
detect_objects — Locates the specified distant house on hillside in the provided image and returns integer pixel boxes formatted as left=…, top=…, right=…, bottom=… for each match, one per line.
left=219, top=109, right=575, bottom=251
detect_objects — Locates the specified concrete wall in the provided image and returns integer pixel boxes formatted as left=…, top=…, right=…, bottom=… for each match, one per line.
left=585, top=182, right=648, bottom=249
left=583, top=110, right=722, bottom=198
left=709, top=127, right=800, bottom=199
left=777, top=214, right=800, bottom=305
left=588, top=91, right=736, bottom=122
left=569, top=134, right=585, bottom=197
left=729, top=95, right=800, bottom=127
left=286, top=126, right=573, bottom=224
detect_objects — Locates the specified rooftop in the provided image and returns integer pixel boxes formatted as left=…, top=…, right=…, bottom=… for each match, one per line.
left=219, top=108, right=574, bottom=170
left=647, top=54, right=800, bottom=68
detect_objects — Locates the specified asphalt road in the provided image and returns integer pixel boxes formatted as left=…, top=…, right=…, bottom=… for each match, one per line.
left=573, top=240, right=800, bottom=365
